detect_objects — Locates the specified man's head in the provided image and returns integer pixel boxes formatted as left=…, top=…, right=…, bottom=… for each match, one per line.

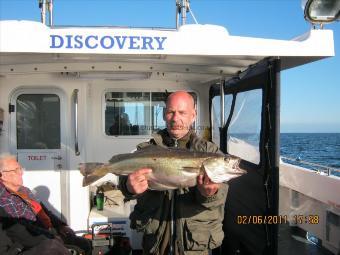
left=0, top=154, right=23, bottom=192
left=164, top=91, right=196, bottom=139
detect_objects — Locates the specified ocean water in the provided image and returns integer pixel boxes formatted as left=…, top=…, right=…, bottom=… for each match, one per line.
left=280, top=133, right=340, bottom=177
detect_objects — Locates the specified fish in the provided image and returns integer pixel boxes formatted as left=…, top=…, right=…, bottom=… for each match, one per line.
left=79, top=146, right=247, bottom=190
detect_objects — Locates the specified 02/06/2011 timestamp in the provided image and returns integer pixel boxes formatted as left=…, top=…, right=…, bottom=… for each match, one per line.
left=237, top=215, right=288, bottom=224
left=236, top=215, right=320, bottom=225
left=293, top=215, right=320, bottom=224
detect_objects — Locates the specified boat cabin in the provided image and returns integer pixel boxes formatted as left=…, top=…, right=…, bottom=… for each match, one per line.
left=0, top=0, right=339, bottom=254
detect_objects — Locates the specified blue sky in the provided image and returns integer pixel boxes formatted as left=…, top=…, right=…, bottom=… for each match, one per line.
left=0, top=0, right=339, bottom=133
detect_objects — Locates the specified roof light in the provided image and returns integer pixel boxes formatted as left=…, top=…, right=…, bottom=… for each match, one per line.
left=303, top=0, right=340, bottom=25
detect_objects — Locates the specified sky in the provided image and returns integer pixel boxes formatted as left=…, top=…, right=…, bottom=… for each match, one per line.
left=0, top=0, right=339, bottom=133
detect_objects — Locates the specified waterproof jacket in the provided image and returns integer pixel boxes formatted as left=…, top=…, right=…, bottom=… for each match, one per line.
left=119, top=129, right=228, bottom=255
left=0, top=206, right=56, bottom=255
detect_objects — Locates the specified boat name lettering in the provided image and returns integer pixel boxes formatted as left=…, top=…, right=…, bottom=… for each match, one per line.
left=50, top=34, right=167, bottom=50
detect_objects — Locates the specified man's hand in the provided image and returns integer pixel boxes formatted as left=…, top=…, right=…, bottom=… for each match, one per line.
left=126, top=168, right=152, bottom=195
left=197, top=172, right=220, bottom=197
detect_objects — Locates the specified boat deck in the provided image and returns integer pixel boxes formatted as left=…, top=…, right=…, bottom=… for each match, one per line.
left=278, top=224, right=335, bottom=255
left=209, top=223, right=335, bottom=255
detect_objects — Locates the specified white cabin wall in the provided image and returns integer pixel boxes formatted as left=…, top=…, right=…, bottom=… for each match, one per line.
left=0, top=77, right=10, bottom=154
left=0, top=74, right=90, bottom=231
left=0, top=74, right=214, bottom=232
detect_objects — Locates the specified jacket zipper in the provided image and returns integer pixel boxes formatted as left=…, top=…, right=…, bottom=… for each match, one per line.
left=169, top=138, right=178, bottom=254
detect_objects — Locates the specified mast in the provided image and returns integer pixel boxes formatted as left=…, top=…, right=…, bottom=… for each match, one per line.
left=176, top=0, right=198, bottom=29
left=39, top=0, right=47, bottom=25
left=176, top=0, right=189, bottom=29
left=39, top=0, right=53, bottom=26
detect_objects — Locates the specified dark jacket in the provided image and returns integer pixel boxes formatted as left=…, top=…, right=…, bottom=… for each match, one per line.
left=0, top=207, right=55, bottom=255
left=120, top=129, right=228, bottom=254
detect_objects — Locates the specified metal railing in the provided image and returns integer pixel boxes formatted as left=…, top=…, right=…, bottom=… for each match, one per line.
left=281, top=156, right=340, bottom=177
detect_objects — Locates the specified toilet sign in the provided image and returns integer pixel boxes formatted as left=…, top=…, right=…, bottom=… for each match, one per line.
left=18, top=151, right=56, bottom=170
left=27, top=155, right=48, bottom=161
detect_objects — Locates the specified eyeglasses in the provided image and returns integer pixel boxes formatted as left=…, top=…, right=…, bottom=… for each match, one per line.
left=1, top=167, right=24, bottom=174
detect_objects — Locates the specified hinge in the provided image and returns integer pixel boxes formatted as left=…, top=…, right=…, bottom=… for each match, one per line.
left=9, top=104, right=15, bottom=113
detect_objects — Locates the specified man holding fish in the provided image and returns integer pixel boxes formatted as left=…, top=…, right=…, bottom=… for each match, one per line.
left=118, top=91, right=237, bottom=255
left=80, top=90, right=246, bottom=254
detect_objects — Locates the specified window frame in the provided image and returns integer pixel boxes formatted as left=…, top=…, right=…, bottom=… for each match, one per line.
left=102, top=89, right=198, bottom=138
left=16, top=93, right=61, bottom=150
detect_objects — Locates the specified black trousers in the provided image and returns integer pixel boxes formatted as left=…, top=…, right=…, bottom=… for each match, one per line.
left=22, top=239, right=71, bottom=255
left=61, top=233, right=92, bottom=255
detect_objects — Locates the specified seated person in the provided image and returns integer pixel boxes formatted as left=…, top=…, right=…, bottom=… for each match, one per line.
left=1, top=207, right=71, bottom=255
left=0, top=154, right=91, bottom=255
left=108, top=113, right=132, bottom=135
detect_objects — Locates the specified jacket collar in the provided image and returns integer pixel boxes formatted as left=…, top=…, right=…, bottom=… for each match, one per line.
left=152, top=129, right=196, bottom=149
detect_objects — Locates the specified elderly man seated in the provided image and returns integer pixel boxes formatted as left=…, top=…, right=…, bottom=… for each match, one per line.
left=0, top=154, right=91, bottom=255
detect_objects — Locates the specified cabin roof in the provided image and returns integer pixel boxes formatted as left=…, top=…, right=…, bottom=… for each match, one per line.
left=0, top=20, right=335, bottom=83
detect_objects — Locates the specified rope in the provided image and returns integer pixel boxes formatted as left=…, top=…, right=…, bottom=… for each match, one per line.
left=188, top=4, right=198, bottom=24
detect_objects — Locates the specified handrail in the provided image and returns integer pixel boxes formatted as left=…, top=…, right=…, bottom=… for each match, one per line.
left=73, top=89, right=80, bottom=156
left=281, top=156, right=340, bottom=176
left=220, top=78, right=225, bottom=128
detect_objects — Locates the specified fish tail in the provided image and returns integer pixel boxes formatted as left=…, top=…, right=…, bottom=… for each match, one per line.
left=83, top=175, right=104, bottom=187
left=79, top=162, right=105, bottom=176
left=79, top=163, right=108, bottom=187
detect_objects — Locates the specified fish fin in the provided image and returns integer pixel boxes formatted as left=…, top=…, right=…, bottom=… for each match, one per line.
left=108, top=145, right=170, bottom=163
left=134, top=145, right=170, bottom=153
left=135, top=145, right=188, bottom=153
left=181, top=166, right=200, bottom=173
left=85, top=173, right=117, bottom=187
left=148, top=182, right=176, bottom=191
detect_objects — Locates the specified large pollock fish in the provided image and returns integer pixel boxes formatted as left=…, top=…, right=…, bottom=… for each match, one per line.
left=79, top=147, right=246, bottom=190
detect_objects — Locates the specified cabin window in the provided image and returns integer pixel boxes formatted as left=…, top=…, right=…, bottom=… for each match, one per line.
left=16, top=94, right=60, bottom=149
left=104, top=92, right=166, bottom=136
left=227, top=89, right=262, bottom=164
left=104, top=91, right=196, bottom=136
left=211, top=89, right=261, bottom=164
left=211, top=94, right=233, bottom=146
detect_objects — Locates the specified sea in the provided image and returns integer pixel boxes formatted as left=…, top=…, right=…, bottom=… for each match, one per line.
left=280, top=133, right=340, bottom=177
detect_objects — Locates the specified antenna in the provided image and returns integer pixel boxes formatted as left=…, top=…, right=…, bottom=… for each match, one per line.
left=38, top=0, right=53, bottom=26
left=39, top=0, right=47, bottom=25
left=48, top=0, right=54, bottom=27
left=176, top=0, right=199, bottom=29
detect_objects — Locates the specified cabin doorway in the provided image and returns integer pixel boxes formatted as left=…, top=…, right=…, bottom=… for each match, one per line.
left=9, top=88, right=69, bottom=221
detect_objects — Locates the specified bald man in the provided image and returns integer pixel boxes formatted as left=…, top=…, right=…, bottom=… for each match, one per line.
left=119, top=91, right=228, bottom=255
